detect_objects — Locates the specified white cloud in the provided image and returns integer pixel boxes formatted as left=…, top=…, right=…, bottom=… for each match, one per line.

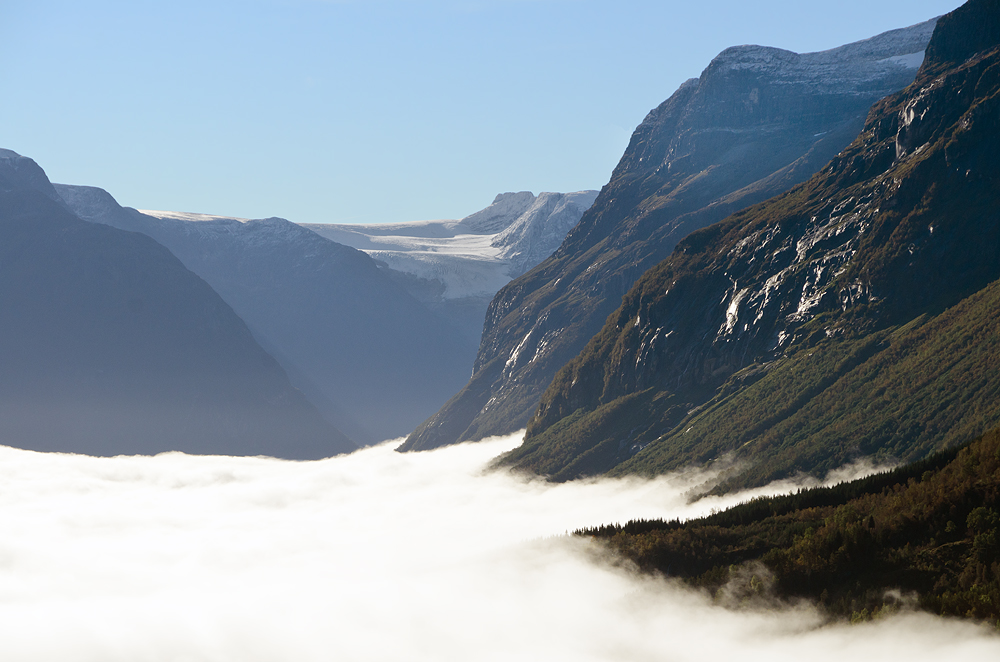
left=0, top=434, right=995, bottom=661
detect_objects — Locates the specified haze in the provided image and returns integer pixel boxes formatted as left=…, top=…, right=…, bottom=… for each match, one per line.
left=0, top=433, right=996, bottom=660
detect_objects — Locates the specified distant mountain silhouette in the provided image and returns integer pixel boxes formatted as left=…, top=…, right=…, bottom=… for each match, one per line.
left=0, top=150, right=354, bottom=458
left=57, top=185, right=477, bottom=443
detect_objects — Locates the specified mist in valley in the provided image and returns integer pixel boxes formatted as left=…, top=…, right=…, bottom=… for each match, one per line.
left=0, top=433, right=996, bottom=661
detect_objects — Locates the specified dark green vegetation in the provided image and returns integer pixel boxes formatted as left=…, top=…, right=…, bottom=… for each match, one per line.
left=0, top=151, right=355, bottom=458
left=401, top=20, right=935, bottom=451
left=504, top=0, right=1000, bottom=489
left=578, top=426, right=1000, bottom=623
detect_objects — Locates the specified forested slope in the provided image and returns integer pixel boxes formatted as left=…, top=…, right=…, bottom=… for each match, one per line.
left=580, top=425, right=1000, bottom=622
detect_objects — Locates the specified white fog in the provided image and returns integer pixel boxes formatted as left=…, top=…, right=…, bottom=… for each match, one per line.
left=0, top=433, right=996, bottom=661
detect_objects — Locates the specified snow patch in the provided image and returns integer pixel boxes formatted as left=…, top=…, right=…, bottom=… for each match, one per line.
left=139, top=209, right=249, bottom=223
left=879, top=51, right=925, bottom=69
left=306, top=191, right=598, bottom=300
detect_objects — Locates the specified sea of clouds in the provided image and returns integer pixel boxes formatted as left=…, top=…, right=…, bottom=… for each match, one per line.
left=0, top=432, right=996, bottom=661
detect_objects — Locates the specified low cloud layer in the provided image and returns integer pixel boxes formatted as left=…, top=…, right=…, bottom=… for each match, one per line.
left=0, top=434, right=995, bottom=661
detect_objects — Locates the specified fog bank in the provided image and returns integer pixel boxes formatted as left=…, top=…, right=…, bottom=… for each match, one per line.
left=0, top=434, right=995, bottom=661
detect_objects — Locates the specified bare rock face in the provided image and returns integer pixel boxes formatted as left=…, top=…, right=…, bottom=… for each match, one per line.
left=401, top=18, right=937, bottom=452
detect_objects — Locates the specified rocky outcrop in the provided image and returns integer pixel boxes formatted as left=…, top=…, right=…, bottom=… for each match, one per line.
left=401, top=19, right=937, bottom=452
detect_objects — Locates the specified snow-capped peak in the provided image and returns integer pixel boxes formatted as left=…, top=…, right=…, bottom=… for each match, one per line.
left=460, top=191, right=537, bottom=234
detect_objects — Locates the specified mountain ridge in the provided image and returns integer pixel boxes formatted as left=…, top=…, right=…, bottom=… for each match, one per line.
left=502, top=0, right=1000, bottom=490
left=0, top=152, right=355, bottom=458
left=58, top=183, right=475, bottom=444
left=401, top=18, right=937, bottom=452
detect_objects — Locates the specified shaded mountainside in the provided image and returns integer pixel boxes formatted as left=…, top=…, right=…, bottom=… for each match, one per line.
left=503, top=0, right=1000, bottom=490
left=401, top=19, right=936, bottom=452
left=57, top=185, right=473, bottom=444
left=579, top=426, right=1000, bottom=623
left=0, top=152, right=354, bottom=458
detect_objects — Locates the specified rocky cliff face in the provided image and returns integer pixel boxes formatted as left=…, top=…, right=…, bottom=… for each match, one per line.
left=58, top=185, right=474, bottom=444
left=0, top=152, right=355, bottom=458
left=400, top=19, right=937, bottom=452
left=502, top=0, right=1000, bottom=490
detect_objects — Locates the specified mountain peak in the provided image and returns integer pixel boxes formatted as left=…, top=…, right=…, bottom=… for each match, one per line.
left=923, top=0, right=1000, bottom=71
left=700, top=19, right=937, bottom=94
left=0, top=150, right=62, bottom=201
left=506, top=0, right=1000, bottom=488
left=461, top=191, right=537, bottom=234
left=491, top=190, right=600, bottom=277
left=708, top=44, right=798, bottom=71
left=402, top=19, right=939, bottom=453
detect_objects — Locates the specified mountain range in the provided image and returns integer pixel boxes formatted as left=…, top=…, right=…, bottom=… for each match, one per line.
left=3, top=0, right=999, bottom=626
left=304, top=190, right=597, bottom=346
left=53, top=183, right=594, bottom=445
left=401, top=17, right=939, bottom=452
left=0, top=150, right=354, bottom=458
left=498, top=0, right=1000, bottom=492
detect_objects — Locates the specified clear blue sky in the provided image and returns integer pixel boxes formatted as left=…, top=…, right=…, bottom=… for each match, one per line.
left=1, top=0, right=963, bottom=224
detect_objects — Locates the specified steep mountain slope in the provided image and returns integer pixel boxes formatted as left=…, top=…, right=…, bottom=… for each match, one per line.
left=580, top=425, right=1000, bottom=621
left=401, top=19, right=937, bottom=451
left=0, top=151, right=354, bottom=458
left=304, top=191, right=597, bottom=345
left=504, top=0, right=1000, bottom=489
left=57, top=186, right=474, bottom=444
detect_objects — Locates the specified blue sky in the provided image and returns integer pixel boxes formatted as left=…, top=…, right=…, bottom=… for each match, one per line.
left=1, top=0, right=963, bottom=224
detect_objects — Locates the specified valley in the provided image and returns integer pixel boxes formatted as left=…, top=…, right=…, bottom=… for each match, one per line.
left=1, top=0, right=999, bottom=654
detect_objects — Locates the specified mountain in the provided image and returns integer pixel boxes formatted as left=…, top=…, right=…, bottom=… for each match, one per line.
left=56, top=186, right=476, bottom=444
left=491, top=192, right=601, bottom=277
left=501, top=0, right=1000, bottom=491
left=0, top=151, right=354, bottom=458
left=303, top=190, right=598, bottom=345
left=400, top=19, right=937, bottom=452
left=578, top=425, right=1000, bottom=621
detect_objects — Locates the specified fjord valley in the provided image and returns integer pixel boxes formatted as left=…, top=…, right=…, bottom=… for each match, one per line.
left=2, top=0, right=1000, bottom=656
left=53, top=182, right=594, bottom=445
